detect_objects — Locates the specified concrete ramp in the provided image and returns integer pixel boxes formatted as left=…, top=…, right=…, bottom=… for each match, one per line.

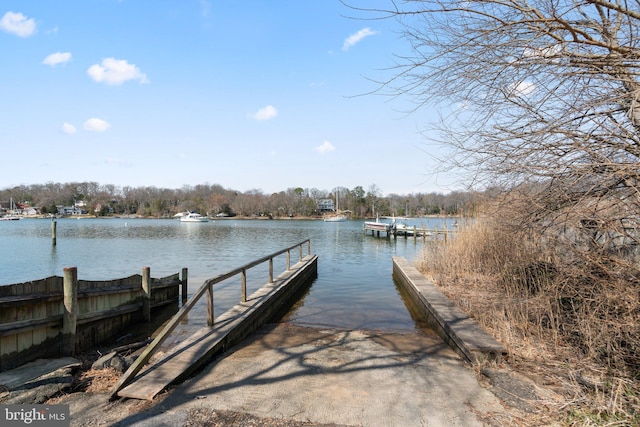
left=117, top=255, right=317, bottom=400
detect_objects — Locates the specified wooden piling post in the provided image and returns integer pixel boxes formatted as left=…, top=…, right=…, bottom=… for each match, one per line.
left=142, top=267, right=151, bottom=322
left=181, top=268, right=188, bottom=305
left=51, top=218, right=57, bottom=246
left=62, top=267, right=78, bottom=356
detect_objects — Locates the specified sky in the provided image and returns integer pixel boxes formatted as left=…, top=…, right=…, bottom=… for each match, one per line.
left=1, top=1, right=454, bottom=196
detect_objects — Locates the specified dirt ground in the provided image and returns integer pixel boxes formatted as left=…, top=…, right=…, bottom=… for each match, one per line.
left=7, top=271, right=589, bottom=426
left=41, top=323, right=553, bottom=427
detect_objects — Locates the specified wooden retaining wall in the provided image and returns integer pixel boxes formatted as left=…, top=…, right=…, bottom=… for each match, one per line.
left=0, top=268, right=185, bottom=372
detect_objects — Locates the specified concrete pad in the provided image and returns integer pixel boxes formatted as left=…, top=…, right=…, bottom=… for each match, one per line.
left=115, top=324, right=511, bottom=427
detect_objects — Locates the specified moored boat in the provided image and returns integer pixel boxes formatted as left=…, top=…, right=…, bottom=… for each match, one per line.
left=323, top=193, right=348, bottom=222
left=180, top=212, right=209, bottom=222
left=363, top=215, right=394, bottom=232
left=324, top=214, right=347, bottom=222
left=1, top=198, right=22, bottom=220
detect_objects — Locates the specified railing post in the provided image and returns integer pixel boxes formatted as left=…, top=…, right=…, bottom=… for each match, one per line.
left=142, top=267, right=151, bottom=322
left=286, top=250, right=291, bottom=270
left=241, top=269, right=247, bottom=302
left=207, top=282, right=214, bottom=326
left=181, top=267, right=188, bottom=305
left=62, top=267, right=78, bottom=356
left=307, top=240, right=311, bottom=256
left=299, top=244, right=303, bottom=261
left=269, top=257, right=274, bottom=283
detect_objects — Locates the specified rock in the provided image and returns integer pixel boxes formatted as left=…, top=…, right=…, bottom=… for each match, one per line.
left=92, top=351, right=128, bottom=372
left=91, top=352, right=115, bottom=370
left=109, top=354, right=127, bottom=372
left=481, top=367, right=541, bottom=413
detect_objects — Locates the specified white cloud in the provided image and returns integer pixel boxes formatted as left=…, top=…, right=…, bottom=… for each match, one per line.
left=0, top=11, right=36, bottom=37
left=61, top=123, right=76, bottom=134
left=315, top=140, right=336, bottom=154
left=87, top=58, right=149, bottom=85
left=249, top=105, right=278, bottom=121
left=342, top=27, right=377, bottom=51
left=510, top=80, right=536, bottom=97
left=43, top=52, right=72, bottom=67
left=83, top=118, right=111, bottom=132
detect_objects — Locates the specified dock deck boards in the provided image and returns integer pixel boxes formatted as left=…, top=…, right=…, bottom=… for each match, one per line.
left=117, top=256, right=317, bottom=400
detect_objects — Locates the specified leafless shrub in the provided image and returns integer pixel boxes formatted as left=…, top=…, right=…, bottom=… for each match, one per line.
left=420, top=204, right=640, bottom=423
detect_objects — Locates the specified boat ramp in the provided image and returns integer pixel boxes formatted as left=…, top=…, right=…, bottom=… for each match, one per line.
left=111, top=240, right=317, bottom=400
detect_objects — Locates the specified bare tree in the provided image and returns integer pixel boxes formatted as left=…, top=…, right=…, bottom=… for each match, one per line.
left=351, top=0, right=640, bottom=241
left=348, top=0, right=640, bottom=384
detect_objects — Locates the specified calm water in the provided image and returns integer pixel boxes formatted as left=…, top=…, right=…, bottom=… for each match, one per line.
left=0, top=217, right=455, bottom=333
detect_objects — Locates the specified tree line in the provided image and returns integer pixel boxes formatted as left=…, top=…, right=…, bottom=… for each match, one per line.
left=0, top=182, right=478, bottom=218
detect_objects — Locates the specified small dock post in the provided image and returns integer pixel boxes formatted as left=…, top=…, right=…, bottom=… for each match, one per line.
left=51, top=217, right=57, bottom=246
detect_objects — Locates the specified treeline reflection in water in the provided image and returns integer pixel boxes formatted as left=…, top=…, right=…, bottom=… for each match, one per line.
left=0, top=217, right=457, bottom=332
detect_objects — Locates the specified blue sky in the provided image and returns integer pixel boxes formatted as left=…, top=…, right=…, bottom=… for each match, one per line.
left=1, top=1, right=452, bottom=196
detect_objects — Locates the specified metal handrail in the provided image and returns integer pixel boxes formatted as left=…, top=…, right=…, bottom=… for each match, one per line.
left=112, top=239, right=311, bottom=397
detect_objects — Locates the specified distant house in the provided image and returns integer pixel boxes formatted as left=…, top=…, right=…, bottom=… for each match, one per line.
left=317, top=199, right=335, bottom=212
left=94, top=203, right=114, bottom=215
left=58, top=206, right=87, bottom=216
left=23, top=207, right=39, bottom=216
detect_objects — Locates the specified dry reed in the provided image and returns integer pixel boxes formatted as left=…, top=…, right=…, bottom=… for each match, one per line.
left=419, top=216, right=640, bottom=425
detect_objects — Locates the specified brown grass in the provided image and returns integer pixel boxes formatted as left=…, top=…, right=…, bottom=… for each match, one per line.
left=418, top=218, right=640, bottom=426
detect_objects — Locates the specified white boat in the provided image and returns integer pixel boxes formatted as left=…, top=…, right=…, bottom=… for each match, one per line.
left=363, top=215, right=394, bottom=232
left=0, top=198, right=22, bottom=221
left=180, top=212, right=209, bottom=222
left=324, top=214, right=347, bottom=222
left=394, top=222, right=431, bottom=237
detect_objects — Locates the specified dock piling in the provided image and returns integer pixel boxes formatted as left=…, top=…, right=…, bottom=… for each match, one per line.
left=51, top=218, right=57, bottom=246
left=62, top=267, right=78, bottom=356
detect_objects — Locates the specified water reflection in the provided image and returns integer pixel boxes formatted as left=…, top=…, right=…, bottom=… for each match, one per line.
left=0, top=217, right=456, bottom=332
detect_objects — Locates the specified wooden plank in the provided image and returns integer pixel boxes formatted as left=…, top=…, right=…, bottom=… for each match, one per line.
left=117, top=284, right=278, bottom=400
left=117, top=257, right=316, bottom=400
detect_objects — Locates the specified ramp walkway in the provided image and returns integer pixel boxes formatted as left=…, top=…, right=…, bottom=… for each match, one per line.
left=111, top=240, right=317, bottom=400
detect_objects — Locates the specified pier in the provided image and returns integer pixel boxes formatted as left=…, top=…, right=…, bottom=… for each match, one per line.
left=363, top=221, right=457, bottom=241
left=112, top=239, right=317, bottom=400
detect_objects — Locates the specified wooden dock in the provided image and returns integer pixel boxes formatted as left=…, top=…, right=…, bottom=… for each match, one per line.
left=363, top=222, right=456, bottom=241
left=112, top=241, right=317, bottom=400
